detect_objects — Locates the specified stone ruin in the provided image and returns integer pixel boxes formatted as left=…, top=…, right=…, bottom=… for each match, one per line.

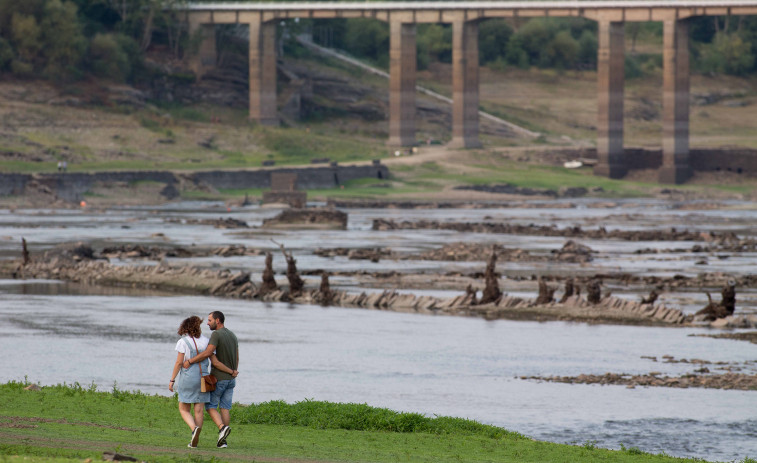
left=262, top=172, right=307, bottom=208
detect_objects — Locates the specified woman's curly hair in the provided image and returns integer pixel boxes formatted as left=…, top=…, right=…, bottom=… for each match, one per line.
left=178, top=316, right=202, bottom=338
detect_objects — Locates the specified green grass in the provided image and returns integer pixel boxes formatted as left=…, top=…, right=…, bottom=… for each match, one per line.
left=0, top=380, right=745, bottom=463
left=259, top=128, right=387, bottom=164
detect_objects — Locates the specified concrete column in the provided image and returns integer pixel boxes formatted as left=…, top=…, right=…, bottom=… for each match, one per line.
left=388, top=19, right=416, bottom=147
left=594, top=20, right=626, bottom=179
left=249, top=17, right=278, bottom=126
left=187, top=21, right=216, bottom=79
left=660, top=18, right=692, bottom=184
left=450, top=19, right=481, bottom=149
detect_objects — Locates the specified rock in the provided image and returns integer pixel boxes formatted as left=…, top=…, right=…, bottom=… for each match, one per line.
left=263, top=208, right=348, bottom=230
left=23, top=384, right=41, bottom=391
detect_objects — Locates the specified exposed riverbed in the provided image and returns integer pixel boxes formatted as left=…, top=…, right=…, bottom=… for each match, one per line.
left=2, top=199, right=757, bottom=461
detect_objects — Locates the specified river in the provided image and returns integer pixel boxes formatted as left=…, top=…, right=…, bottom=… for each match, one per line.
left=1, top=200, right=757, bottom=462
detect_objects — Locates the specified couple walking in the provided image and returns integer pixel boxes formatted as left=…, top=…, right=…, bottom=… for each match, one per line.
left=169, top=311, right=239, bottom=448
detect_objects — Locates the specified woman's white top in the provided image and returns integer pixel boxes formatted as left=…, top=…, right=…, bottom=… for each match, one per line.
left=175, top=335, right=210, bottom=361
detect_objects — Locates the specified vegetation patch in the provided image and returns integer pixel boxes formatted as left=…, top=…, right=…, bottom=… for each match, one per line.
left=1, top=380, right=725, bottom=463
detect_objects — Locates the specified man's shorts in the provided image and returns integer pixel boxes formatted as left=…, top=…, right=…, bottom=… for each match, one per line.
left=206, top=378, right=236, bottom=410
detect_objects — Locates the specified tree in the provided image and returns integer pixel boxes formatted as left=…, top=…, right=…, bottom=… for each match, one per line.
left=343, top=18, right=389, bottom=67
left=577, top=29, right=597, bottom=68
left=0, top=38, right=14, bottom=71
left=10, top=13, right=42, bottom=65
left=40, top=0, right=86, bottom=81
left=479, top=19, right=513, bottom=65
left=698, top=32, right=755, bottom=75
left=88, top=33, right=130, bottom=81
left=548, top=29, right=579, bottom=69
left=417, top=24, right=451, bottom=69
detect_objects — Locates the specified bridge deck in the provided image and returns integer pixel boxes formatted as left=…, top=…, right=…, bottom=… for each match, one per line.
left=182, top=1, right=757, bottom=21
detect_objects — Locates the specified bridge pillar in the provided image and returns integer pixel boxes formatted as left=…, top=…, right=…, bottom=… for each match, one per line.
left=660, top=18, right=691, bottom=184
left=388, top=17, right=416, bottom=146
left=594, top=20, right=626, bottom=179
left=249, top=16, right=279, bottom=126
left=450, top=19, right=481, bottom=149
left=187, top=19, right=216, bottom=79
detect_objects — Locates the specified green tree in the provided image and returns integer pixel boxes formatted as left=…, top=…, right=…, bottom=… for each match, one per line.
left=0, top=0, right=46, bottom=35
left=40, top=0, right=86, bottom=81
left=88, top=32, right=130, bottom=81
left=417, top=24, right=451, bottom=69
left=479, top=19, right=513, bottom=65
left=0, top=37, right=14, bottom=71
left=698, top=32, right=755, bottom=75
left=547, top=29, right=579, bottom=69
left=343, top=18, right=389, bottom=68
left=10, top=13, right=42, bottom=65
left=577, top=29, right=597, bottom=68
left=513, top=18, right=553, bottom=66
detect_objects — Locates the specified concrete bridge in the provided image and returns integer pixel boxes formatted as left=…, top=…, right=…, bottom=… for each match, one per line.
left=182, top=1, right=757, bottom=184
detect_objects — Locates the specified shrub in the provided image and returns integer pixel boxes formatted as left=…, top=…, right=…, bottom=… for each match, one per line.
left=39, top=0, right=86, bottom=82
left=548, top=29, right=579, bottom=69
left=698, top=32, right=755, bottom=75
left=0, top=37, right=13, bottom=71
left=479, top=19, right=513, bottom=65
left=89, top=33, right=130, bottom=81
left=577, top=29, right=597, bottom=68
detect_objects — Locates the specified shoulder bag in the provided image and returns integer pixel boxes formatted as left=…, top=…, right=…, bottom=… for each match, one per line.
left=191, top=337, right=217, bottom=392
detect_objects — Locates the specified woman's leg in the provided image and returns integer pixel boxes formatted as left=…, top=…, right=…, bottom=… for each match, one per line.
left=193, top=402, right=205, bottom=429
left=178, top=402, right=196, bottom=430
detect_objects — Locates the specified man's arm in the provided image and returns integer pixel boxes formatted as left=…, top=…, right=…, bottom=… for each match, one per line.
left=210, top=354, right=236, bottom=375
left=183, top=343, right=215, bottom=369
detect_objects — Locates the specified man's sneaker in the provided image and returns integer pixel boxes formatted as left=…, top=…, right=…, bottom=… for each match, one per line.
left=217, top=425, right=231, bottom=447
left=218, top=443, right=228, bottom=449
left=190, top=426, right=201, bottom=448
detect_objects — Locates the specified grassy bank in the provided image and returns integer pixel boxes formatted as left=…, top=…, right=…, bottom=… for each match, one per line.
left=1, top=380, right=748, bottom=463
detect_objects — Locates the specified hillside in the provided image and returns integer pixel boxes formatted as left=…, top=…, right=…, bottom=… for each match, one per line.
left=1, top=45, right=757, bottom=205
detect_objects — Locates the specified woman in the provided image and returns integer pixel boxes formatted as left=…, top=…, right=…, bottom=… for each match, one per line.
left=168, top=315, right=234, bottom=448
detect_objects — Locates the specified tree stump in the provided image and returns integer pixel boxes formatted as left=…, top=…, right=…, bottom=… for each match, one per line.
left=558, top=278, right=574, bottom=303
left=260, top=252, right=278, bottom=294
left=536, top=276, right=556, bottom=304
left=587, top=279, right=602, bottom=305
left=479, top=249, right=501, bottom=304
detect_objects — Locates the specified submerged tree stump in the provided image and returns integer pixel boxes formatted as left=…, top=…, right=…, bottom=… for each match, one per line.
left=559, top=278, right=575, bottom=303
left=640, top=289, right=659, bottom=305
left=260, top=252, right=278, bottom=294
left=696, top=281, right=737, bottom=321
left=276, top=242, right=304, bottom=296
left=587, top=279, right=602, bottom=305
left=536, top=276, right=556, bottom=304
left=479, top=249, right=501, bottom=305
left=316, top=273, right=334, bottom=305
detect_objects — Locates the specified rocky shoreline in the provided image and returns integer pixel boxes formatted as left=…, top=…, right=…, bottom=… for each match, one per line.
left=524, top=371, right=757, bottom=390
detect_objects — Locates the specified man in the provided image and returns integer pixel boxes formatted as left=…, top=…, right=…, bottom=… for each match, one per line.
left=185, top=311, right=239, bottom=448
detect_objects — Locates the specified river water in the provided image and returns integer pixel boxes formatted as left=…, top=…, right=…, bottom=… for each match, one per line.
left=2, top=200, right=757, bottom=462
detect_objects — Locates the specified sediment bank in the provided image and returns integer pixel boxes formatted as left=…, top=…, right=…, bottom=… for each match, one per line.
left=4, top=248, right=755, bottom=329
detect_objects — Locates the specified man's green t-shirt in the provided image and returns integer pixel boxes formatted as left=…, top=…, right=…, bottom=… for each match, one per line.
left=210, top=327, right=238, bottom=381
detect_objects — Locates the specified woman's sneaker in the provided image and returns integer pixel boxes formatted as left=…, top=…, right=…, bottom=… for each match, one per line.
left=189, top=426, right=201, bottom=448
left=217, top=425, right=231, bottom=447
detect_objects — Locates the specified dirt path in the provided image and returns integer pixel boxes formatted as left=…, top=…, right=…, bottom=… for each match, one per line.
left=0, top=416, right=334, bottom=463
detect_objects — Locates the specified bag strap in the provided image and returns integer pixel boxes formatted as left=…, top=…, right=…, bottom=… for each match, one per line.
left=191, top=337, right=203, bottom=380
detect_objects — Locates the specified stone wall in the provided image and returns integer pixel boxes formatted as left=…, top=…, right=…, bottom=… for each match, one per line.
left=0, top=163, right=389, bottom=202
left=569, top=147, right=757, bottom=176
